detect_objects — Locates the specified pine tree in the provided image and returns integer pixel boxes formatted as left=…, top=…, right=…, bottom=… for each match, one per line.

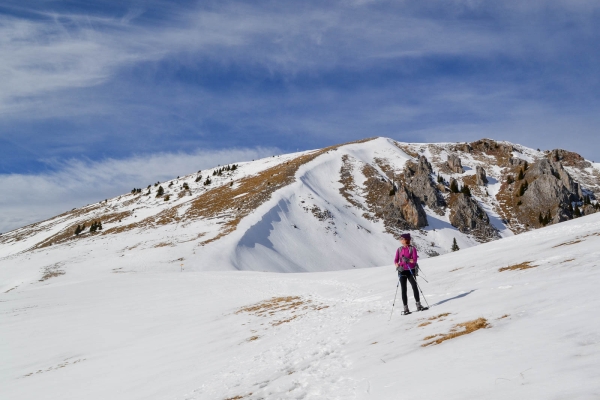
left=461, top=185, right=472, bottom=197
left=204, top=177, right=212, bottom=186
left=518, top=181, right=528, bottom=196
left=574, top=205, right=581, bottom=218
left=451, top=238, right=460, bottom=252
left=517, top=168, right=525, bottom=180
left=450, top=179, right=459, bottom=193
left=74, top=225, right=82, bottom=236
left=231, top=164, right=237, bottom=171
left=156, top=186, right=164, bottom=197
left=195, top=175, right=202, bottom=183
left=539, top=212, right=544, bottom=225
left=506, top=175, right=514, bottom=185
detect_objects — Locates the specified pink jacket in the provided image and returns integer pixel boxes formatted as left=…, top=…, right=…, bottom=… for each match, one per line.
left=394, top=246, right=418, bottom=270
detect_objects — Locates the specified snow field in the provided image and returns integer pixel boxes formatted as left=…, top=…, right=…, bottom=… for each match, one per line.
left=2, top=213, right=600, bottom=399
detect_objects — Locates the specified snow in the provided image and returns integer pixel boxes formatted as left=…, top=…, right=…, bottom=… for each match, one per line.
left=3, top=211, right=600, bottom=399
left=2, top=137, right=600, bottom=398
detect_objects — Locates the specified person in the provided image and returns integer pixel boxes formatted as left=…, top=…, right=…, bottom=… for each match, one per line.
left=394, top=233, right=424, bottom=314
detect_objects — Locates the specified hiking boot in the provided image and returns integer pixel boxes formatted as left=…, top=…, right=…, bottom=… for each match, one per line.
left=416, top=302, right=424, bottom=311
left=403, top=305, right=410, bottom=314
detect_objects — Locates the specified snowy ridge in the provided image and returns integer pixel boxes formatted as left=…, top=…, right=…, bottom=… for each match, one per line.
left=2, top=206, right=600, bottom=399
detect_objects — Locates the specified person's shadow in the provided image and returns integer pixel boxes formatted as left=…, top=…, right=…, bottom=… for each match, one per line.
left=432, top=290, right=476, bottom=307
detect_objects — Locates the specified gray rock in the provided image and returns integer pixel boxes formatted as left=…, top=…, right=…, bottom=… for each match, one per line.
left=403, top=156, right=446, bottom=215
left=475, top=166, right=488, bottom=186
left=392, top=185, right=428, bottom=229
left=449, top=194, right=499, bottom=241
left=447, top=154, right=463, bottom=174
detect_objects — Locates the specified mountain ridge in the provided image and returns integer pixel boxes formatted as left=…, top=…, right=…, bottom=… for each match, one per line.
left=1, top=137, right=599, bottom=275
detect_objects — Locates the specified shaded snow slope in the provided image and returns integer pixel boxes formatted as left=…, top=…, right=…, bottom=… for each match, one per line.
left=2, top=212, right=600, bottom=399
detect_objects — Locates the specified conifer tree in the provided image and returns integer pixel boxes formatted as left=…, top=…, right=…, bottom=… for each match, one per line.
left=506, top=175, right=514, bottom=185
left=517, top=168, right=525, bottom=180
left=518, top=181, right=528, bottom=196
left=156, top=186, right=164, bottom=197
left=98, top=221, right=103, bottom=230
left=450, top=179, right=459, bottom=193
left=574, top=205, right=581, bottom=217
left=195, top=175, right=202, bottom=183
left=74, top=225, right=82, bottom=235
left=451, top=238, right=460, bottom=252
left=461, top=185, right=472, bottom=197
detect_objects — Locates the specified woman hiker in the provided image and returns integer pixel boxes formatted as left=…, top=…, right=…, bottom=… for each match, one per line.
left=394, top=233, right=425, bottom=314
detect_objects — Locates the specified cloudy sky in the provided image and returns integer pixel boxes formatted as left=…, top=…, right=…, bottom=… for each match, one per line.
left=1, top=0, right=599, bottom=232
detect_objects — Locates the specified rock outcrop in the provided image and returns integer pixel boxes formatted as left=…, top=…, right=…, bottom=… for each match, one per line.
left=362, top=163, right=428, bottom=232
left=403, top=155, right=446, bottom=215
left=548, top=149, right=592, bottom=169
left=501, top=158, right=595, bottom=229
left=475, top=166, right=488, bottom=186
left=449, top=193, right=499, bottom=241
left=391, top=185, right=428, bottom=229
left=447, top=154, right=463, bottom=174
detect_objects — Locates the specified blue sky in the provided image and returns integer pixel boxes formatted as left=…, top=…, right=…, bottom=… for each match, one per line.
left=1, top=0, right=600, bottom=232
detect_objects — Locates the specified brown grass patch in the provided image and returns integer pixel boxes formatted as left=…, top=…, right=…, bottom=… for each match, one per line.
left=418, top=321, right=431, bottom=327
left=236, top=296, right=307, bottom=316
left=224, top=395, right=252, bottom=400
left=247, top=336, right=259, bottom=342
left=553, top=240, right=582, bottom=248
left=392, top=142, right=419, bottom=159
left=561, top=258, right=575, bottom=263
left=271, top=315, right=299, bottom=326
left=499, top=261, right=537, bottom=272
left=429, top=313, right=451, bottom=321
left=153, top=242, right=174, bottom=248
left=422, top=318, right=490, bottom=347
left=497, top=314, right=509, bottom=319
left=39, top=270, right=65, bottom=281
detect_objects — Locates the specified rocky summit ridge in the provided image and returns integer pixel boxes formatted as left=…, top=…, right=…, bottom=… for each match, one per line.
left=1, top=137, right=599, bottom=274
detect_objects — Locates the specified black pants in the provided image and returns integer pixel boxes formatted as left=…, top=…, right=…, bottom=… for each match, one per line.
left=399, top=270, right=420, bottom=305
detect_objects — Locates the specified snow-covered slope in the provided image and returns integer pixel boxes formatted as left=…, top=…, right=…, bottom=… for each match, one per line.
left=2, top=137, right=599, bottom=278
left=2, top=209, right=600, bottom=399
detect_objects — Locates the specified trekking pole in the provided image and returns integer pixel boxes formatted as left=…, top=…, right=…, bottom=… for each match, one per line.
left=408, top=267, right=430, bottom=309
left=388, top=277, right=401, bottom=321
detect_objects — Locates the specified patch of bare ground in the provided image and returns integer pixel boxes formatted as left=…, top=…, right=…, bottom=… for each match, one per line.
left=418, top=321, right=431, bottom=327
left=553, top=240, right=582, bottom=248
left=246, top=336, right=259, bottom=342
left=497, top=314, right=509, bottom=319
left=499, top=261, right=537, bottom=272
left=22, top=358, right=86, bottom=378
left=39, top=264, right=65, bottom=281
left=236, top=296, right=328, bottom=326
left=224, top=395, right=253, bottom=400
left=561, top=258, right=575, bottom=263
left=429, top=313, right=451, bottom=320
left=392, top=142, right=419, bottom=158
left=339, top=154, right=367, bottom=211
left=373, top=157, right=399, bottom=181
left=30, top=210, right=133, bottom=251
left=4, top=286, right=19, bottom=293
left=153, top=242, right=174, bottom=248
left=422, top=318, right=490, bottom=347
left=0, top=203, right=103, bottom=247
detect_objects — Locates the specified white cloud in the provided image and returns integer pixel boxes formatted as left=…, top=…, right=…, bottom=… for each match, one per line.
left=0, top=146, right=281, bottom=233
